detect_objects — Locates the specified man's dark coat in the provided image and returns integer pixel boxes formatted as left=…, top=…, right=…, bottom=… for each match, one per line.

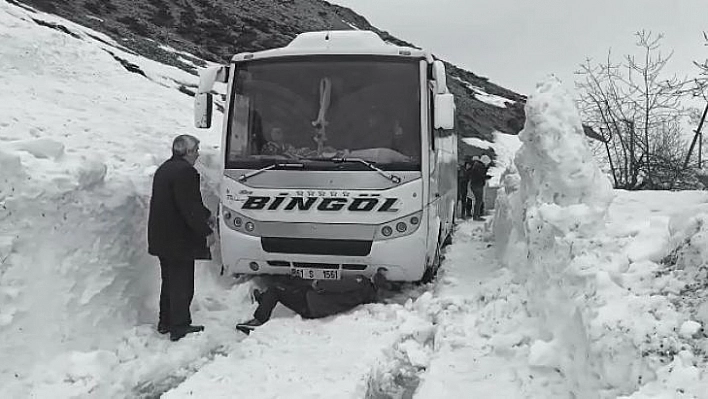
left=467, top=160, right=489, bottom=187
left=148, top=156, right=212, bottom=260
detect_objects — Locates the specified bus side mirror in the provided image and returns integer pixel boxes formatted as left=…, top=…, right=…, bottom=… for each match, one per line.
left=194, top=65, right=228, bottom=129
left=432, top=60, right=447, bottom=95
left=194, top=93, right=213, bottom=128
left=434, top=93, right=455, bottom=130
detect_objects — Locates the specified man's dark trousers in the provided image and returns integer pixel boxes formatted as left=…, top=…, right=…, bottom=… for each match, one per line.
left=471, top=185, right=484, bottom=219
left=158, top=256, right=195, bottom=329
left=463, top=197, right=473, bottom=218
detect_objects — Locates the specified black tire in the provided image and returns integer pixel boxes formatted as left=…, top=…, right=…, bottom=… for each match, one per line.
left=442, top=230, right=453, bottom=247
left=419, top=244, right=442, bottom=284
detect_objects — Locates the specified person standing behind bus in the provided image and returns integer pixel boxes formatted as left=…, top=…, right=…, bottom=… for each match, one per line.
left=148, top=134, right=215, bottom=342
left=479, top=154, right=492, bottom=216
left=468, top=159, right=490, bottom=221
left=458, top=161, right=471, bottom=218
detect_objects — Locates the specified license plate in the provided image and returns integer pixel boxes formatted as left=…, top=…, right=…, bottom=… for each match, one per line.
left=290, top=268, right=340, bottom=280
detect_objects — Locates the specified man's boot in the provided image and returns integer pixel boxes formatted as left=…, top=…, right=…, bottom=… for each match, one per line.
left=157, top=323, right=170, bottom=334
left=170, top=325, right=205, bottom=341
left=236, top=318, right=264, bottom=335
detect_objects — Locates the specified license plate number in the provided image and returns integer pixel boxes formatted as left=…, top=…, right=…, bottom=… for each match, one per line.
left=290, top=268, right=340, bottom=280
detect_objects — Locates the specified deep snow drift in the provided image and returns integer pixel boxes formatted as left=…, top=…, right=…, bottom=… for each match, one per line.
left=494, top=79, right=708, bottom=398
left=0, top=2, right=234, bottom=396
left=1, top=1, right=707, bottom=398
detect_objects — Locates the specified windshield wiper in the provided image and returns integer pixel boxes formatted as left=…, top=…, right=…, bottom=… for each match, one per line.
left=238, top=162, right=305, bottom=182
left=300, top=157, right=402, bottom=184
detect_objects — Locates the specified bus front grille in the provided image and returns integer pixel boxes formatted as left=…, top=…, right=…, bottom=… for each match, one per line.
left=261, top=237, right=372, bottom=256
left=266, top=261, right=369, bottom=271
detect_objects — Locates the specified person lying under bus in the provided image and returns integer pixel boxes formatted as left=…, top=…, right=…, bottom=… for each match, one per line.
left=236, top=268, right=391, bottom=334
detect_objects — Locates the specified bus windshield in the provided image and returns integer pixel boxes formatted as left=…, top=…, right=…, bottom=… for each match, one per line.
left=225, top=56, right=421, bottom=171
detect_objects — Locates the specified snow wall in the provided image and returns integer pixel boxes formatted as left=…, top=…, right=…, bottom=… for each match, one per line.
left=493, top=78, right=615, bottom=397
left=0, top=142, right=222, bottom=380
left=0, top=2, right=226, bottom=392
left=0, top=143, right=154, bottom=367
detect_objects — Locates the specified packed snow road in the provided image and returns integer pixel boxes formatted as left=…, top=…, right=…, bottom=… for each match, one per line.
left=155, top=221, right=569, bottom=399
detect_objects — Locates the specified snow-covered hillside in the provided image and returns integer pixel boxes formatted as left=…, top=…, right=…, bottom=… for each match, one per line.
left=1, top=2, right=707, bottom=398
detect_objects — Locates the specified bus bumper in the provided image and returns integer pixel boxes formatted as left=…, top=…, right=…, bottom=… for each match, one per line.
left=219, top=223, right=428, bottom=282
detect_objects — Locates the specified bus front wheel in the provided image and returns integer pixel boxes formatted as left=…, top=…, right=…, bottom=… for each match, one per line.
left=419, top=244, right=442, bottom=284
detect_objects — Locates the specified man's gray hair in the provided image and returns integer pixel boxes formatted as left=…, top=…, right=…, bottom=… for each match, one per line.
left=172, top=134, right=200, bottom=156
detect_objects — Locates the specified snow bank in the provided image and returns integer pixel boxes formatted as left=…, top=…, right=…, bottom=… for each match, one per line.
left=494, top=77, right=708, bottom=397
left=486, top=131, right=522, bottom=187
left=0, top=2, right=233, bottom=396
left=494, top=78, right=614, bottom=397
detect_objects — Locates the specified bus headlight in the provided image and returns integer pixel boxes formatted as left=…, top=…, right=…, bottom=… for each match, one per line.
left=375, top=211, right=422, bottom=241
left=245, top=222, right=255, bottom=232
left=222, top=205, right=259, bottom=236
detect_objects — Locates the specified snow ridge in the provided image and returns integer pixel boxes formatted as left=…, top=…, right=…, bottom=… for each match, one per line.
left=495, top=78, right=614, bottom=397
left=494, top=78, right=708, bottom=398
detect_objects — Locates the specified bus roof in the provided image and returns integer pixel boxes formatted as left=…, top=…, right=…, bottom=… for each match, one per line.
left=231, top=30, right=432, bottom=62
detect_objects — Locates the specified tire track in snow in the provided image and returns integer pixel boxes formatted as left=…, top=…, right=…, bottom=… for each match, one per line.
left=160, top=291, right=436, bottom=398
left=130, top=344, right=231, bottom=399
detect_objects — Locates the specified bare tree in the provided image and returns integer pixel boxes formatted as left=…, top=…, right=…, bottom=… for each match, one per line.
left=694, top=32, right=708, bottom=99
left=575, top=31, right=694, bottom=189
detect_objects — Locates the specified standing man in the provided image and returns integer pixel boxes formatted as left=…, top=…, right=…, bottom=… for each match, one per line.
left=468, top=159, right=490, bottom=221
left=148, top=135, right=215, bottom=342
left=458, top=161, right=471, bottom=219
left=479, top=155, right=493, bottom=216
